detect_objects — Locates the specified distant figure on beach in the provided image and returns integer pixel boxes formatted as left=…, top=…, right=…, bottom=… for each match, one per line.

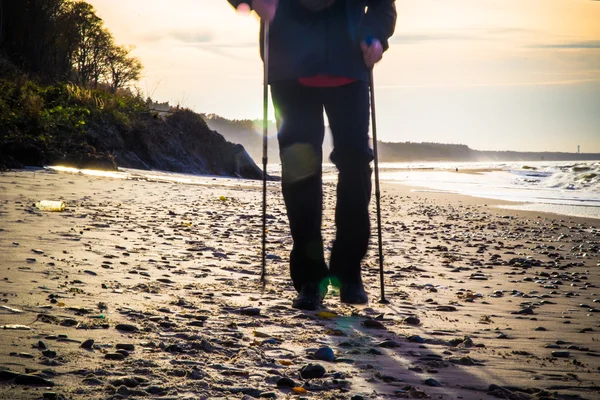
left=229, top=0, right=397, bottom=309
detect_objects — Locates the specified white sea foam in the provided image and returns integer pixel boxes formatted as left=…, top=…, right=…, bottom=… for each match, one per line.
left=378, top=160, right=600, bottom=220
left=47, top=160, right=600, bottom=220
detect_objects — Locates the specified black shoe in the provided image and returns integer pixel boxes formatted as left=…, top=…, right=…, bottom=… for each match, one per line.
left=292, top=283, right=326, bottom=311
left=340, top=282, right=369, bottom=305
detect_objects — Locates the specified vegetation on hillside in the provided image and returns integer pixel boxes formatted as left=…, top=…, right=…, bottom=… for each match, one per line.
left=0, top=76, right=148, bottom=168
left=0, top=0, right=144, bottom=168
left=0, top=0, right=262, bottom=178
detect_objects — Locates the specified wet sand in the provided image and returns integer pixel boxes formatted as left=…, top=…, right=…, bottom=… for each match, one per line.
left=0, top=168, right=598, bottom=400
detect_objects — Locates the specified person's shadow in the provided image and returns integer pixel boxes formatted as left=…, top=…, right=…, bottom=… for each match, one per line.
left=266, top=287, right=590, bottom=400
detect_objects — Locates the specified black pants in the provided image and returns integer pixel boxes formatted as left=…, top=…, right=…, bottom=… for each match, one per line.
left=271, top=80, right=373, bottom=292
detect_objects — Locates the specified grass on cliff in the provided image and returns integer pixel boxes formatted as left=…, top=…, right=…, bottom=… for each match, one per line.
left=0, top=76, right=150, bottom=168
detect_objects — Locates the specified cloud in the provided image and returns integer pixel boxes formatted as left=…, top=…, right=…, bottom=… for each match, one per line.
left=135, top=29, right=256, bottom=58
left=390, top=27, right=534, bottom=44
left=530, top=40, right=600, bottom=49
left=377, top=78, right=600, bottom=89
left=390, top=33, right=478, bottom=43
left=139, top=29, right=214, bottom=44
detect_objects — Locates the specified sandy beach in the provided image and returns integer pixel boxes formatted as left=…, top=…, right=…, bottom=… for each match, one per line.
left=0, top=168, right=598, bottom=400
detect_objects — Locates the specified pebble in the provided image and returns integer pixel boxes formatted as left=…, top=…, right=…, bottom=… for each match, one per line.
left=60, top=318, right=77, bottom=327
left=276, top=377, right=297, bottom=388
left=403, top=316, right=421, bottom=326
left=407, top=335, right=425, bottom=344
left=239, top=307, right=261, bottom=316
left=424, top=377, right=442, bottom=387
left=512, top=307, right=535, bottom=315
left=42, top=350, right=57, bottom=358
left=0, top=370, right=20, bottom=380
left=300, top=363, right=326, bottom=379
left=115, top=324, right=139, bottom=332
left=116, top=349, right=130, bottom=357
left=379, top=339, right=402, bottom=347
left=551, top=351, right=570, bottom=358
left=116, top=343, right=135, bottom=351
left=15, top=374, right=56, bottom=386
left=111, top=377, right=140, bottom=388
left=145, top=385, right=167, bottom=395
left=362, top=319, right=385, bottom=329
left=80, top=339, right=94, bottom=349
left=105, top=353, right=126, bottom=361
left=259, top=392, right=277, bottom=398
left=313, top=347, right=335, bottom=362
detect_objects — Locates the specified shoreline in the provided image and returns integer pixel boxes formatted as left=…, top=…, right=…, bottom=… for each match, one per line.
left=41, top=163, right=600, bottom=221
left=1, top=168, right=598, bottom=400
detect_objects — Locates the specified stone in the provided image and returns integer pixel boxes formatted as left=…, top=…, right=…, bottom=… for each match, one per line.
left=300, top=363, right=326, bottom=379
left=15, top=374, right=56, bottom=386
left=403, top=316, right=421, bottom=326
left=145, top=385, right=167, bottom=395
left=80, top=339, right=94, bottom=349
left=42, top=350, right=57, bottom=358
left=276, top=377, right=297, bottom=388
left=111, top=377, right=139, bottom=388
left=379, top=339, right=402, bottom=348
left=407, top=335, right=424, bottom=344
left=105, top=353, right=126, bottom=361
left=424, top=378, right=442, bottom=387
left=115, top=324, right=139, bottom=332
left=436, top=306, right=457, bottom=312
left=361, top=319, right=385, bottom=329
left=0, top=370, right=19, bottom=381
left=313, top=347, right=335, bottom=362
left=239, top=307, right=261, bottom=316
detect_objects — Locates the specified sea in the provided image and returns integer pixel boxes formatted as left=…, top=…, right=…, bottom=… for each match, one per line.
left=370, top=160, right=600, bottom=220
left=46, top=160, right=600, bottom=220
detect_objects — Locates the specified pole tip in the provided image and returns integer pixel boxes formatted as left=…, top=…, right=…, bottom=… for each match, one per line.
left=378, top=298, right=390, bottom=304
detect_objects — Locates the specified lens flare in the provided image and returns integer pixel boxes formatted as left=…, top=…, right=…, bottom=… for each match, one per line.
left=281, top=143, right=320, bottom=183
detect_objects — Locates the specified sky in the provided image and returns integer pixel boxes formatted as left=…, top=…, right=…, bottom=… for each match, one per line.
left=88, top=0, right=600, bottom=153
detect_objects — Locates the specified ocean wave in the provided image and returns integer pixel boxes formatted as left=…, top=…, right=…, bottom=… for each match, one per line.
left=508, top=162, right=600, bottom=192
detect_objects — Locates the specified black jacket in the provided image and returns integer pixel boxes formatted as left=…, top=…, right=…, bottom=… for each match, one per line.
left=228, top=0, right=397, bottom=83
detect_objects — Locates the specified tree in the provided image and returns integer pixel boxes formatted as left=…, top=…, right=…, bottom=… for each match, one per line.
left=105, top=45, right=142, bottom=93
left=0, top=0, right=66, bottom=79
left=0, top=0, right=142, bottom=89
left=88, top=27, right=112, bottom=87
left=69, top=1, right=104, bottom=86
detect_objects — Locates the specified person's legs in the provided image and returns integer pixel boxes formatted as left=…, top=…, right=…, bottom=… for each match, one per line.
left=271, top=81, right=329, bottom=298
left=323, top=81, right=372, bottom=302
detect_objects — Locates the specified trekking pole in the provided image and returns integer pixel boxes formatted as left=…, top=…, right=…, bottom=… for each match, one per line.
left=260, top=21, right=270, bottom=290
left=366, top=38, right=388, bottom=304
